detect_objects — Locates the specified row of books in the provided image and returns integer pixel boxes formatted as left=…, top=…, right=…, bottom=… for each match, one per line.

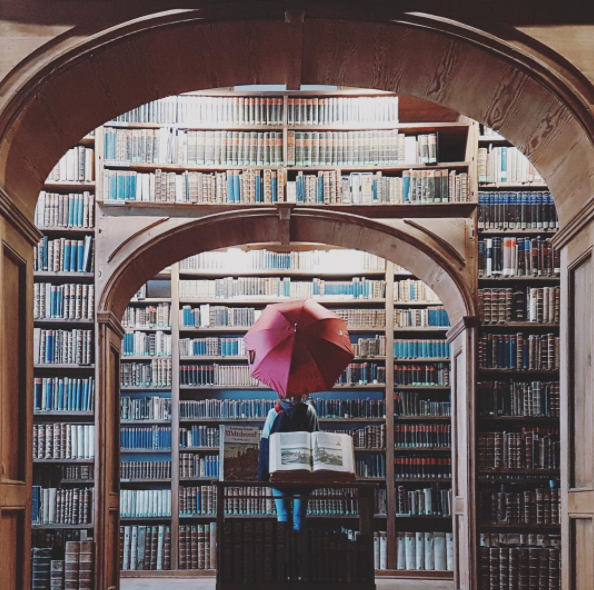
left=61, top=465, right=93, bottom=481
left=393, top=339, right=450, bottom=359
left=394, top=531, right=454, bottom=571
left=179, top=277, right=387, bottom=300
left=179, top=425, right=220, bottom=448
left=219, top=521, right=373, bottom=584
left=33, top=328, right=94, bottom=366
left=179, top=337, right=246, bottom=358
left=289, top=169, right=470, bottom=204
left=122, top=303, right=171, bottom=329
left=111, top=95, right=285, bottom=125
left=31, top=541, right=94, bottom=590
left=33, top=423, right=95, bottom=460
left=120, top=396, right=172, bottom=421
left=477, top=192, right=558, bottom=230
left=394, top=307, right=449, bottom=328
left=178, top=524, right=217, bottom=570
left=356, top=454, right=386, bottom=478
left=478, top=381, right=560, bottom=417
left=34, top=283, right=95, bottom=321
left=120, top=489, right=172, bottom=518
left=103, top=168, right=285, bottom=204
left=287, top=130, right=439, bottom=166
left=479, top=287, right=560, bottom=324
left=313, top=398, right=386, bottom=419
left=179, top=485, right=217, bottom=515
left=394, top=457, right=452, bottom=479
left=351, top=336, right=386, bottom=357
left=394, top=392, right=451, bottom=417
left=119, top=525, right=171, bottom=571
left=478, top=429, right=560, bottom=470
left=394, top=363, right=450, bottom=386
left=179, top=453, right=219, bottom=478
left=337, top=362, right=385, bottom=385
left=395, top=485, right=452, bottom=517
left=478, top=146, right=544, bottom=185
left=104, top=128, right=284, bottom=166
left=394, top=280, right=440, bottom=303
left=394, top=425, right=451, bottom=448
left=120, top=426, right=172, bottom=450
left=121, top=460, right=172, bottom=481
left=478, top=333, right=559, bottom=371
left=122, top=330, right=171, bottom=357
left=178, top=364, right=260, bottom=387
left=479, top=546, right=559, bottom=590
left=479, top=486, right=560, bottom=525
left=34, top=236, right=94, bottom=273
left=32, top=486, right=93, bottom=525
left=179, top=399, right=275, bottom=419
left=478, top=237, right=559, bottom=277
left=35, top=191, right=95, bottom=229
left=31, top=528, right=90, bottom=549
left=181, top=248, right=387, bottom=272
left=46, top=147, right=95, bottom=183
left=120, top=358, right=172, bottom=388
left=34, top=377, right=95, bottom=413
left=330, top=425, right=386, bottom=449
left=287, top=96, right=399, bottom=125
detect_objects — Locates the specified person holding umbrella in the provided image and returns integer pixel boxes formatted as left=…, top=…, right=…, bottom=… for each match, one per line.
left=243, top=298, right=355, bottom=531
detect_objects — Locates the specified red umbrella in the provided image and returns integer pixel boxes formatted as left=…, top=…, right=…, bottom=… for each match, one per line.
left=243, top=298, right=354, bottom=398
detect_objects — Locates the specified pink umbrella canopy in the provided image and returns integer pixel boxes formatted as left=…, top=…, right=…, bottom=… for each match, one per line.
left=243, top=298, right=355, bottom=398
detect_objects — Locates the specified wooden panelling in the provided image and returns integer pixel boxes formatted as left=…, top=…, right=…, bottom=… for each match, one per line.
left=0, top=216, right=33, bottom=590
left=568, top=252, right=593, bottom=490
left=571, top=518, right=594, bottom=589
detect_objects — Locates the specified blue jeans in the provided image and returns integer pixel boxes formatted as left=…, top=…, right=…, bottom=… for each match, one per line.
left=273, top=488, right=308, bottom=531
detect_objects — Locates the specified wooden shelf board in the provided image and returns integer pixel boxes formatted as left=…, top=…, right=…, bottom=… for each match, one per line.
left=478, top=228, right=558, bottom=235
left=43, top=181, right=96, bottom=191
left=34, top=272, right=95, bottom=281
left=394, top=447, right=451, bottom=453
left=478, top=275, right=559, bottom=283
left=100, top=201, right=477, bottom=220
left=479, top=322, right=559, bottom=329
left=394, top=478, right=451, bottom=483
left=34, top=459, right=94, bottom=464
left=376, top=570, right=453, bottom=579
left=123, top=326, right=172, bottom=332
left=120, top=386, right=172, bottom=391
left=478, top=416, right=559, bottom=423
left=34, top=318, right=94, bottom=326
left=34, top=411, right=94, bottom=418
left=122, top=356, right=172, bottom=361
left=179, top=384, right=386, bottom=391
left=31, top=523, right=94, bottom=530
left=479, top=183, right=548, bottom=189
left=394, top=415, right=451, bottom=421
left=393, top=386, right=450, bottom=391
left=34, top=364, right=95, bottom=370
left=120, top=570, right=213, bottom=578
left=121, top=479, right=172, bottom=484
left=120, top=449, right=172, bottom=454
left=37, top=227, right=95, bottom=236
left=178, top=269, right=387, bottom=278
left=120, top=420, right=172, bottom=425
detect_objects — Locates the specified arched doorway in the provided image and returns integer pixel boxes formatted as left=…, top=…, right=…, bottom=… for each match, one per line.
left=96, top=208, right=477, bottom=590
left=0, top=6, right=592, bottom=590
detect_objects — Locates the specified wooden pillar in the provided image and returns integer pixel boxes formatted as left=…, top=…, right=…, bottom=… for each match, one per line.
left=0, top=190, right=41, bottom=589
left=558, top=220, right=594, bottom=590
left=96, top=311, right=125, bottom=590
left=447, top=316, right=478, bottom=590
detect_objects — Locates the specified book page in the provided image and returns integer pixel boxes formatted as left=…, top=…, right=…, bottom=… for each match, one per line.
left=311, top=432, right=355, bottom=474
left=269, top=432, right=312, bottom=473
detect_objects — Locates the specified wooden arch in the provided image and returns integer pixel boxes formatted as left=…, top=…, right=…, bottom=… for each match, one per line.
left=99, top=209, right=475, bottom=323
left=0, top=4, right=593, bottom=231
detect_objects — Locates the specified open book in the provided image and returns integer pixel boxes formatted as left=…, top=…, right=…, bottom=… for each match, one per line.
left=269, top=431, right=356, bottom=481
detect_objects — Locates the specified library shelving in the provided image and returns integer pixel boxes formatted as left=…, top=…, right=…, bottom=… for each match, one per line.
left=31, top=134, right=98, bottom=573
left=476, top=124, right=561, bottom=588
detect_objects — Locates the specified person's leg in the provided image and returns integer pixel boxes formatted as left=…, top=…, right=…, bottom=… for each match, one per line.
left=292, top=492, right=309, bottom=532
left=272, top=488, right=290, bottom=522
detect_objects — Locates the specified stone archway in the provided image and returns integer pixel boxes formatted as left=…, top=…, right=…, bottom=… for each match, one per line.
left=95, top=208, right=478, bottom=590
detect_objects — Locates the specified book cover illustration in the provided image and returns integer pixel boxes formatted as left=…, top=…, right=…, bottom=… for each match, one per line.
left=219, top=425, right=260, bottom=481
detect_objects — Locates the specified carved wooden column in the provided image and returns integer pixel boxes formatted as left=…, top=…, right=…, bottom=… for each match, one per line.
left=447, top=316, right=478, bottom=590
left=0, top=190, right=42, bottom=589
left=556, top=219, right=594, bottom=589
left=96, top=311, right=125, bottom=590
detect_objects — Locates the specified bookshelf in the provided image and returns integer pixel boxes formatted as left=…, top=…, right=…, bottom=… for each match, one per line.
left=31, top=134, right=97, bottom=585
left=476, top=124, right=561, bottom=588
